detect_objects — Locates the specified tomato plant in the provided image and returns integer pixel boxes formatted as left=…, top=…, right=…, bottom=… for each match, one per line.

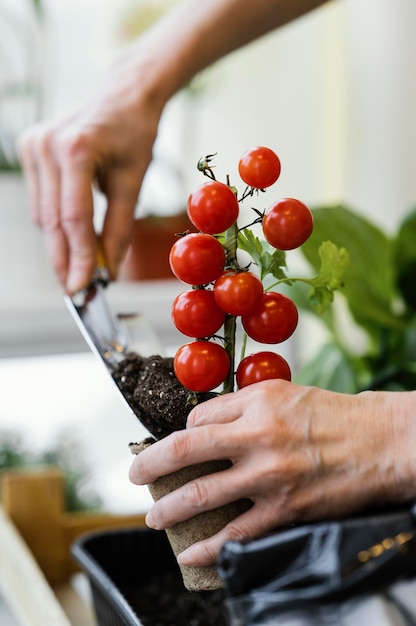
left=169, top=233, right=226, bottom=285
left=242, top=292, right=298, bottom=344
left=213, top=270, right=263, bottom=316
left=174, top=341, right=230, bottom=392
left=169, top=148, right=346, bottom=396
left=236, top=351, right=291, bottom=388
left=187, top=181, right=239, bottom=234
left=171, top=289, right=226, bottom=338
left=238, top=146, right=281, bottom=189
left=262, top=197, right=314, bottom=250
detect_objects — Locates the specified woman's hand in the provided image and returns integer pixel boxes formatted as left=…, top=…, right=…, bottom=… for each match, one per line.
left=129, top=380, right=416, bottom=566
left=17, top=42, right=165, bottom=293
left=17, top=0, right=329, bottom=294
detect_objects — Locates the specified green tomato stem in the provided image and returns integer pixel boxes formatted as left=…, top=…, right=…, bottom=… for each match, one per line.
left=240, top=331, right=248, bottom=362
left=223, top=314, right=236, bottom=393
left=222, top=222, right=239, bottom=393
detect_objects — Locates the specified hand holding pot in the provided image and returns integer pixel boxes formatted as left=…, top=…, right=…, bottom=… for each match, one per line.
left=129, top=380, right=416, bottom=567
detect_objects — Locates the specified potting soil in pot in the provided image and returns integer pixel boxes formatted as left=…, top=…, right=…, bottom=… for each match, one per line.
left=113, top=353, right=251, bottom=593
left=113, top=353, right=215, bottom=439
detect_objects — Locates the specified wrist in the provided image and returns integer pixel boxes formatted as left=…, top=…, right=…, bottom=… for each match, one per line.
left=387, top=390, right=416, bottom=503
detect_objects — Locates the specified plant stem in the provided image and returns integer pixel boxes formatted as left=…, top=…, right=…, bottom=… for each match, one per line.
left=223, top=315, right=236, bottom=393
left=240, top=332, right=248, bottom=362
left=222, top=222, right=239, bottom=393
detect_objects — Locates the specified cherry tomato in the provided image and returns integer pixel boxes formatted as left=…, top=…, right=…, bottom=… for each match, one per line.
left=187, top=181, right=239, bottom=234
left=171, top=289, right=226, bottom=338
left=262, top=198, right=313, bottom=250
left=242, top=291, right=298, bottom=344
left=169, top=233, right=226, bottom=285
left=214, top=270, right=263, bottom=316
left=236, top=351, right=291, bottom=388
left=174, top=341, right=230, bottom=392
left=238, top=146, right=281, bottom=189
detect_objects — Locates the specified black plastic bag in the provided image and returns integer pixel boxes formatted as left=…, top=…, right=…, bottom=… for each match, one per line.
left=218, top=505, right=416, bottom=625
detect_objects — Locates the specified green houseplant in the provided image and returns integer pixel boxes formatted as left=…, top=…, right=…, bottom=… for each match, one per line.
left=294, top=205, right=416, bottom=393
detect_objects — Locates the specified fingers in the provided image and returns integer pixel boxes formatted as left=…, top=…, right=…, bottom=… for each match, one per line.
left=18, top=122, right=96, bottom=291
left=186, top=387, right=247, bottom=428
left=144, top=461, right=256, bottom=530
left=60, top=155, right=97, bottom=293
left=17, top=122, right=141, bottom=293
left=17, top=130, right=41, bottom=225
left=187, top=379, right=292, bottom=428
left=178, top=503, right=275, bottom=567
left=101, top=163, right=146, bottom=278
left=130, top=424, right=241, bottom=486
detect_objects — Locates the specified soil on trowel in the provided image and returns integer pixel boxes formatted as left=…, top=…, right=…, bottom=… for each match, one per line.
left=112, top=354, right=216, bottom=439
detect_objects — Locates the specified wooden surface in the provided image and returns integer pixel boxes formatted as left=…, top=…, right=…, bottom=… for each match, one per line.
left=2, top=467, right=146, bottom=584
left=0, top=467, right=148, bottom=625
left=0, top=505, right=72, bottom=626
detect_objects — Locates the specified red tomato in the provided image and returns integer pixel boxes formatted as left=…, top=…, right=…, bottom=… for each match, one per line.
left=238, top=146, right=281, bottom=189
left=169, top=233, right=226, bottom=285
left=187, top=181, right=239, bottom=234
left=174, top=341, right=230, bottom=392
left=171, top=289, right=226, bottom=338
left=213, top=270, right=263, bottom=316
left=262, top=198, right=313, bottom=250
left=242, top=291, right=298, bottom=344
left=236, top=351, right=291, bottom=388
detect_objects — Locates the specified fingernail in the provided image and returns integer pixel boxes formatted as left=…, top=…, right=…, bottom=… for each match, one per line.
left=66, top=271, right=88, bottom=295
left=177, top=547, right=193, bottom=566
left=145, top=510, right=157, bottom=529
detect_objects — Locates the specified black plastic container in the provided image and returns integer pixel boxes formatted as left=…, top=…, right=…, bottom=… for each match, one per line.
left=72, top=527, right=170, bottom=625
left=71, top=527, right=227, bottom=626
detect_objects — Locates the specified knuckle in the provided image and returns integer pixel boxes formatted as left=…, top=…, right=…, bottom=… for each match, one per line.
left=197, top=541, right=219, bottom=565
left=55, top=130, right=91, bottom=165
left=40, top=207, right=60, bottom=233
left=170, top=430, right=192, bottom=461
left=186, top=406, right=200, bottom=428
left=35, top=127, right=57, bottom=160
left=223, top=521, right=247, bottom=544
left=183, top=479, right=210, bottom=510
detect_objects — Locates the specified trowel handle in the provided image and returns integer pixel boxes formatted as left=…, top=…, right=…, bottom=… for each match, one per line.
left=93, top=237, right=111, bottom=285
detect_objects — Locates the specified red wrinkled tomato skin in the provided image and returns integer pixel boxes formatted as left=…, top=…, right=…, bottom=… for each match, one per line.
left=171, top=289, right=226, bottom=338
left=169, top=233, right=226, bottom=285
left=236, top=351, right=291, bottom=388
left=214, top=271, right=263, bottom=316
left=238, top=146, right=281, bottom=189
left=242, top=292, right=298, bottom=344
left=187, top=181, right=239, bottom=234
left=174, top=341, right=230, bottom=392
left=262, top=198, right=313, bottom=250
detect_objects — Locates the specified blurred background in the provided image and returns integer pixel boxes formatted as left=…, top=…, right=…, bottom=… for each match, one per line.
left=1, top=0, right=416, bottom=514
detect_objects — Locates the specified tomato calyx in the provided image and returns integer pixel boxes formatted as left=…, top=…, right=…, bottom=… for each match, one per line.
left=197, top=153, right=217, bottom=180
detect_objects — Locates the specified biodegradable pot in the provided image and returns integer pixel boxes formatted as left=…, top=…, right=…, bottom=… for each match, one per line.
left=118, top=213, right=195, bottom=281
left=132, top=440, right=251, bottom=592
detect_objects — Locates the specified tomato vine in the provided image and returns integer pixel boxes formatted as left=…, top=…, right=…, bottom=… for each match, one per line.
left=170, top=147, right=349, bottom=393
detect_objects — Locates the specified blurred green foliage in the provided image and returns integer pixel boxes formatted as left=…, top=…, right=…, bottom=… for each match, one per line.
left=0, top=429, right=102, bottom=512
left=294, top=205, right=416, bottom=393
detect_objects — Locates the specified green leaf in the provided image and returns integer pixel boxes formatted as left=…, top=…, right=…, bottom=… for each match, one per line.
left=237, top=229, right=286, bottom=280
left=393, top=207, right=416, bottom=312
left=307, top=241, right=349, bottom=314
left=394, top=207, right=416, bottom=270
left=301, top=206, right=404, bottom=335
left=293, top=343, right=358, bottom=393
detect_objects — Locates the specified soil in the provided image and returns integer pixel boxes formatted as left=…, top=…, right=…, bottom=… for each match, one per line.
left=112, top=353, right=216, bottom=439
left=112, top=353, right=232, bottom=616
left=122, top=570, right=227, bottom=626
